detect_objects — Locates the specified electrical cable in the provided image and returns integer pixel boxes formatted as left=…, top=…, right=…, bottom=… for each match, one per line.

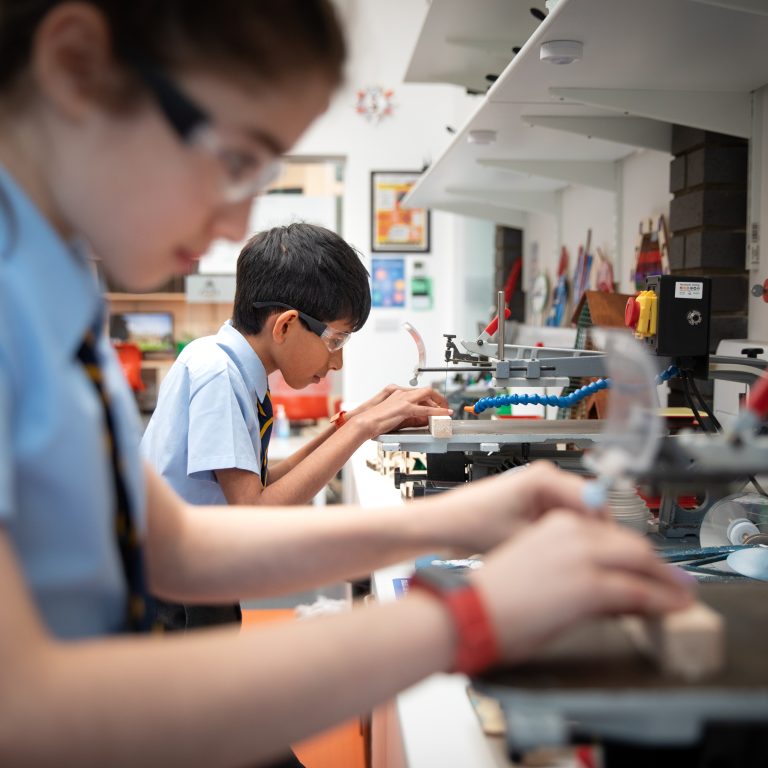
left=689, top=374, right=723, bottom=432
left=681, top=372, right=706, bottom=432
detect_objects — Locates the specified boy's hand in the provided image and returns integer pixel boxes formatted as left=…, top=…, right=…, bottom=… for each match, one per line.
left=346, top=385, right=451, bottom=438
left=471, top=513, right=694, bottom=664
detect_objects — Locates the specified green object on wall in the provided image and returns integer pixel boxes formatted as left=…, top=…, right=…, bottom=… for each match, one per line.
left=410, top=275, right=432, bottom=310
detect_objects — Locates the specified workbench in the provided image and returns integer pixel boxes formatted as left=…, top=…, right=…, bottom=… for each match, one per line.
left=348, top=444, right=515, bottom=768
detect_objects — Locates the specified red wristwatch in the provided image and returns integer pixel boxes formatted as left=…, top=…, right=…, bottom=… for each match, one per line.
left=409, top=566, right=499, bottom=675
left=330, top=410, right=347, bottom=429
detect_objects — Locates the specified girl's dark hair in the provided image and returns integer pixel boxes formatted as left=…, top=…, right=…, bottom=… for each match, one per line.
left=0, top=1, right=346, bottom=92
left=233, top=223, right=371, bottom=336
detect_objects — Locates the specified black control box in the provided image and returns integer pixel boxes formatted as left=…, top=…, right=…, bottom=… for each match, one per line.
left=645, top=275, right=711, bottom=377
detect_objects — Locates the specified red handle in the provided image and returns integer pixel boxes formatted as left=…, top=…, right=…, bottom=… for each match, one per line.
left=749, top=371, right=768, bottom=418
left=483, top=307, right=511, bottom=336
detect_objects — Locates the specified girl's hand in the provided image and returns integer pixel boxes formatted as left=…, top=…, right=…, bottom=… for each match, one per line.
left=473, top=512, right=694, bottom=663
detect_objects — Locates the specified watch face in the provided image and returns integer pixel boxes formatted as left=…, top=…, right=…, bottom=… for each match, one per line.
left=415, top=565, right=469, bottom=592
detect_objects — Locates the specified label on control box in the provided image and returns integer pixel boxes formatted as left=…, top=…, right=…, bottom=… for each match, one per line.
left=674, top=281, right=704, bottom=300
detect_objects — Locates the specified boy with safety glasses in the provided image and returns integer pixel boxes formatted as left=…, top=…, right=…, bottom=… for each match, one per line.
left=141, top=222, right=450, bottom=629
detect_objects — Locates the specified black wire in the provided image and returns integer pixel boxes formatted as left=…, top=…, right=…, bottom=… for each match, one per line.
left=681, top=373, right=706, bottom=432
left=689, top=374, right=723, bottom=432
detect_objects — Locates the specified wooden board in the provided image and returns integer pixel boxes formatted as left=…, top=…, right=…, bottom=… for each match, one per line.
left=620, top=601, right=724, bottom=681
left=476, top=583, right=768, bottom=691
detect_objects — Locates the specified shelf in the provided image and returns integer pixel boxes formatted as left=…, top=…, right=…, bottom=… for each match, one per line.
left=404, top=0, right=543, bottom=93
left=405, top=0, right=768, bottom=220
left=106, top=292, right=187, bottom=302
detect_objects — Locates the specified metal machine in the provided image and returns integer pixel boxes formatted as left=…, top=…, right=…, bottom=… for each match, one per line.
left=378, top=279, right=768, bottom=765
left=382, top=281, right=766, bottom=524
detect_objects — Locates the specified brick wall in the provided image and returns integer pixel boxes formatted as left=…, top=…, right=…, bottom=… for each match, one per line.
left=668, top=126, right=749, bottom=404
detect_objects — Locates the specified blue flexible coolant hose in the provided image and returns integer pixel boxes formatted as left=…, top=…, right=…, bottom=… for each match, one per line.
left=469, top=364, right=679, bottom=415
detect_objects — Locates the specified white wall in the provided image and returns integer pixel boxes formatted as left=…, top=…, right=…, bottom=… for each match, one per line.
left=522, top=149, right=672, bottom=323
left=294, top=0, right=488, bottom=402
left=560, top=184, right=615, bottom=279
left=619, top=149, right=673, bottom=293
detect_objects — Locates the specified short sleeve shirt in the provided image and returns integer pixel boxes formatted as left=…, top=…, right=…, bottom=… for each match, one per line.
left=0, top=168, right=146, bottom=639
left=140, top=322, right=269, bottom=505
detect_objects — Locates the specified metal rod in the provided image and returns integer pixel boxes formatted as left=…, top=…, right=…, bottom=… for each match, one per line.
left=497, top=290, right=505, bottom=361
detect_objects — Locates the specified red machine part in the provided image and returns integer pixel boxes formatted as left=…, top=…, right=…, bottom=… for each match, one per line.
left=748, top=370, right=768, bottom=419
left=624, top=296, right=640, bottom=329
left=483, top=307, right=511, bottom=337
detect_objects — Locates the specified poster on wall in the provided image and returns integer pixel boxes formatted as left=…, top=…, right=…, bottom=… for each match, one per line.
left=371, top=257, right=406, bottom=308
left=371, top=171, right=430, bottom=252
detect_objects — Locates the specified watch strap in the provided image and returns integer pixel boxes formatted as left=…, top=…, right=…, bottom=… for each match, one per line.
left=409, top=567, right=499, bottom=675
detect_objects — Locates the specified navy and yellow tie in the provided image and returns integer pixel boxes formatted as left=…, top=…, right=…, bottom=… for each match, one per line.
left=257, top=389, right=273, bottom=486
left=77, top=330, right=154, bottom=632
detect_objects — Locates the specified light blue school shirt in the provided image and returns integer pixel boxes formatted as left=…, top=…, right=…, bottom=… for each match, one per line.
left=0, top=168, right=145, bottom=639
left=141, top=321, right=269, bottom=505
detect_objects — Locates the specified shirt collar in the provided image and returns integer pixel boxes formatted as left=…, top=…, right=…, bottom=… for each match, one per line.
left=0, top=167, right=103, bottom=357
left=215, top=320, right=269, bottom=401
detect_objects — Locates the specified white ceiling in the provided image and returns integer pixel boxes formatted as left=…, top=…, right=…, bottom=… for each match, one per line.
left=404, top=0, right=545, bottom=93
left=405, top=0, right=768, bottom=217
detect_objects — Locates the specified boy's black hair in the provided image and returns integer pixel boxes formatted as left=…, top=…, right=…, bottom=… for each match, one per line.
left=232, top=223, right=371, bottom=336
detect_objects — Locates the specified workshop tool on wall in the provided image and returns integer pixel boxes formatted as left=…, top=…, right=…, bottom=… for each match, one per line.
left=502, top=257, right=522, bottom=307
left=529, top=271, right=550, bottom=325
left=633, top=214, right=669, bottom=290
left=594, top=248, right=615, bottom=292
left=546, top=246, right=569, bottom=327
left=572, top=229, right=593, bottom=306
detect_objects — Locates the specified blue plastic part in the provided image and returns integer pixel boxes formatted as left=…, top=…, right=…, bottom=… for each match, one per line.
left=469, top=365, right=679, bottom=414
left=582, top=480, right=607, bottom=509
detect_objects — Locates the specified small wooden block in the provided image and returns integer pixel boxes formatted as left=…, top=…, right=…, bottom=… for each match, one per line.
left=620, top=601, right=725, bottom=681
left=429, top=415, right=453, bottom=438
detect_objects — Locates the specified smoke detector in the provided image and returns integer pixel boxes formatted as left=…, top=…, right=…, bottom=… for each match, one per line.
left=540, top=39, right=583, bottom=65
left=467, top=129, right=497, bottom=145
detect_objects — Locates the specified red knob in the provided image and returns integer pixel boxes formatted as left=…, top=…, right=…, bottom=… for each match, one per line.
left=624, top=297, right=640, bottom=328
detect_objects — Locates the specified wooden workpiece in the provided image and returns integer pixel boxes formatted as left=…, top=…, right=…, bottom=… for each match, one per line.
left=428, top=415, right=453, bottom=438
left=620, top=601, right=725, bottom=681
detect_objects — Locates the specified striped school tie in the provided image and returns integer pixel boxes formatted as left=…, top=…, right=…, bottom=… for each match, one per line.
left=256, top=389, right=273, bottom=486
left=77, top=330, right=155, bottom=632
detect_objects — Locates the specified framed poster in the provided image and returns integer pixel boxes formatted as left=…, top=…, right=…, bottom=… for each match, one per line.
left=371, top=257, right=406, bottom=308
left=371, top=171, right=430, bottom=252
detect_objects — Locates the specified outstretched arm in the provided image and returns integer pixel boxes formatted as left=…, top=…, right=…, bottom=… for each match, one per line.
left=217, top=385, right=449, bottom=506
left=0, top=508, right=691, bottom=766
left=152, top=461, right=607, bottom=603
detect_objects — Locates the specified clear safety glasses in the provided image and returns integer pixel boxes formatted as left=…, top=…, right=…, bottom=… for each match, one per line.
left=252, top=302, right=351, bottom=353
left=134, top=60, right=281, bottom=203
